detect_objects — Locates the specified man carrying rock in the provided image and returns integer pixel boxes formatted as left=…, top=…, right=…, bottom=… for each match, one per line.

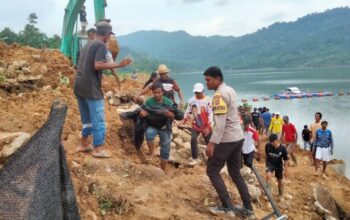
left=314, top=120, right=334, bottom=178
left=182, top=83, right=212, bottom=166
left=74, top=21, right=132, bottom=158
left=203, top=66, right=255, bottom=219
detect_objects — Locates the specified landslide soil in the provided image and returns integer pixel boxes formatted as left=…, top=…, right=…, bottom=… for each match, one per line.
left=0, top=43, right=350, bottom=220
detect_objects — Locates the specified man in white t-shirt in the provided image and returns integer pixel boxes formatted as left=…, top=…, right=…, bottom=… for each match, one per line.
left=242, top=116, right=260, bottom=167
left=183, top=83, right=213, bottom=166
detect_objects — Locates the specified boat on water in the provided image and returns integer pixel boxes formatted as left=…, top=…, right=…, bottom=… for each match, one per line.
left=275, top=87, right=333, bottom=99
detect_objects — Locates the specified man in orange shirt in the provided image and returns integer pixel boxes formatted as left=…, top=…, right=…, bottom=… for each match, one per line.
left=310, top=112, right=322, bottom=165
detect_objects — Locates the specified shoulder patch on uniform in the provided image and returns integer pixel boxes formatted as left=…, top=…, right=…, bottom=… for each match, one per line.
left=212, top=91, right=227, bottom=115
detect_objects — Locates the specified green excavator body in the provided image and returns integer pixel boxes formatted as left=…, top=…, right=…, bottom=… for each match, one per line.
left=60, top=0, right=107, bottom=66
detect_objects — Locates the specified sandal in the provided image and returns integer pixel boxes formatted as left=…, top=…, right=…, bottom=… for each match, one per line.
left=77, top=145, right=93, bottom=153
left=92, top=150, right=111, bottom=158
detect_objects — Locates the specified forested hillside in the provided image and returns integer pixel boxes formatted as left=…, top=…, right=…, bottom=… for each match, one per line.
left=119, top=7, right=350, bottom=72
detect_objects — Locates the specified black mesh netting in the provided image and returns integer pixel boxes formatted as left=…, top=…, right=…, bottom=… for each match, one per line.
left=0, top=99, right=80, bottom=220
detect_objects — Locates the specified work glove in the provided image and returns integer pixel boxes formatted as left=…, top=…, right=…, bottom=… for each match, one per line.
left=330, top=149, right=333, bottom=156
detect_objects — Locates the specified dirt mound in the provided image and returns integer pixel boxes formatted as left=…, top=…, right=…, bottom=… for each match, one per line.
left=0, top=43, right=74, bottom=92
left=1, top=44, right=350, bottom=220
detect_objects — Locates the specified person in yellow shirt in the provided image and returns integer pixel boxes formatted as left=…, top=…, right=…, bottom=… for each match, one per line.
left=269, top=112, right=284, bottom=139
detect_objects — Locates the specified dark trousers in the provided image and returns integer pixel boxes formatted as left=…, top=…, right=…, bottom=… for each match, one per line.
left=206, top=139, right=253, bottom=211
left=191, top=130, right=212, bottom=159
left=242, top=151, right=255, bottom=168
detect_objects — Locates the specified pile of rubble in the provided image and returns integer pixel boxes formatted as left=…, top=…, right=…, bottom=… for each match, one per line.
left=0, top=43, right=74, bottom=93
left=105, top=90, right=136, bottom=106
left=169, top=126, right=207, bottom=166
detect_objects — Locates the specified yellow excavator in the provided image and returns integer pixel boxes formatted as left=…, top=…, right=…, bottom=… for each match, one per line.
left=60, top=0, right=118, bottom=66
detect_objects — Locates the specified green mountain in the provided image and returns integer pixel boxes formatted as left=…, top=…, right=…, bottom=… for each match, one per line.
left=118, top=7, right=350, bottom=72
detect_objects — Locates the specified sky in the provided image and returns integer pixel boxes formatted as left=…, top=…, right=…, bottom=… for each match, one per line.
left=0, top=0, right=349, bottom=37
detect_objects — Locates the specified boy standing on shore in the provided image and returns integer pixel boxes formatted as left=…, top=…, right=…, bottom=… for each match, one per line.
left=265, top=134, right=289, bottom=201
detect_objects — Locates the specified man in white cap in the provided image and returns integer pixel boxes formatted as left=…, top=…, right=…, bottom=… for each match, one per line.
left=182, top=83, right=213, bottom=165
left=135, top=64, right=184, bottom=107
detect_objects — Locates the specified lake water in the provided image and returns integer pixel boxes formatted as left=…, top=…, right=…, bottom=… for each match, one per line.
left=173, top=66, right=350, bottom=178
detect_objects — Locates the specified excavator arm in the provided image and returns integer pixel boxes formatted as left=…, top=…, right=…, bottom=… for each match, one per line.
left=60, top=0, right=107, bottom=60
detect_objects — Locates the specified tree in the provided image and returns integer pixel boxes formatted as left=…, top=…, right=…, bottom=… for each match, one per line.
left=0, top=27, right=18, bottom=44
left=47, top=34, right=61, bottom=49
left=0, top=12, right=63, bottom=49
left=17, top=13, right=48, bottom=48
left=28, top=13, right=38, bottom=24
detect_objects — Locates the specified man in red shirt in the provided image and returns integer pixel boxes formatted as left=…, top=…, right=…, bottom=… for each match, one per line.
left=281, top=115, right=298, bottom=166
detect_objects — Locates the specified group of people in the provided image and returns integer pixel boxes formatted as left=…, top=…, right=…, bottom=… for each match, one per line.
left=242, top=107, right=335, bottom=201
left=302, top=112, right=334, bottom=178
left=72, top=19, right=334, bottom=220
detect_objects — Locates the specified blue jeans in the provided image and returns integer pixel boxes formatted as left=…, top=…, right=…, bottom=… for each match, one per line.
left=303, top=141, right=311, bottom=150
left=76, top=96, right=106, bottom=147
left=145, top=126, right=171, bottom=160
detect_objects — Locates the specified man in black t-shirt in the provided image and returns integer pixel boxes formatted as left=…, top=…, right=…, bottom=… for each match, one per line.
left=251, top=108, right=260, bottom=130
left=265, top=133, right=289, bottom=201
left=302, top=125, right=311, bottom=150
left=74, top=21, right=132, bottom=158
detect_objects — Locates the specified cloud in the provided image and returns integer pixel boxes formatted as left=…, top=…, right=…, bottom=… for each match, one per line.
left=215, top=0, right=230, bottom=6
left=0, top=0, right=349, bottom=37
left=261, top=12, right=287, bottom=22
left=182, top=0, right=204, bottom=3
